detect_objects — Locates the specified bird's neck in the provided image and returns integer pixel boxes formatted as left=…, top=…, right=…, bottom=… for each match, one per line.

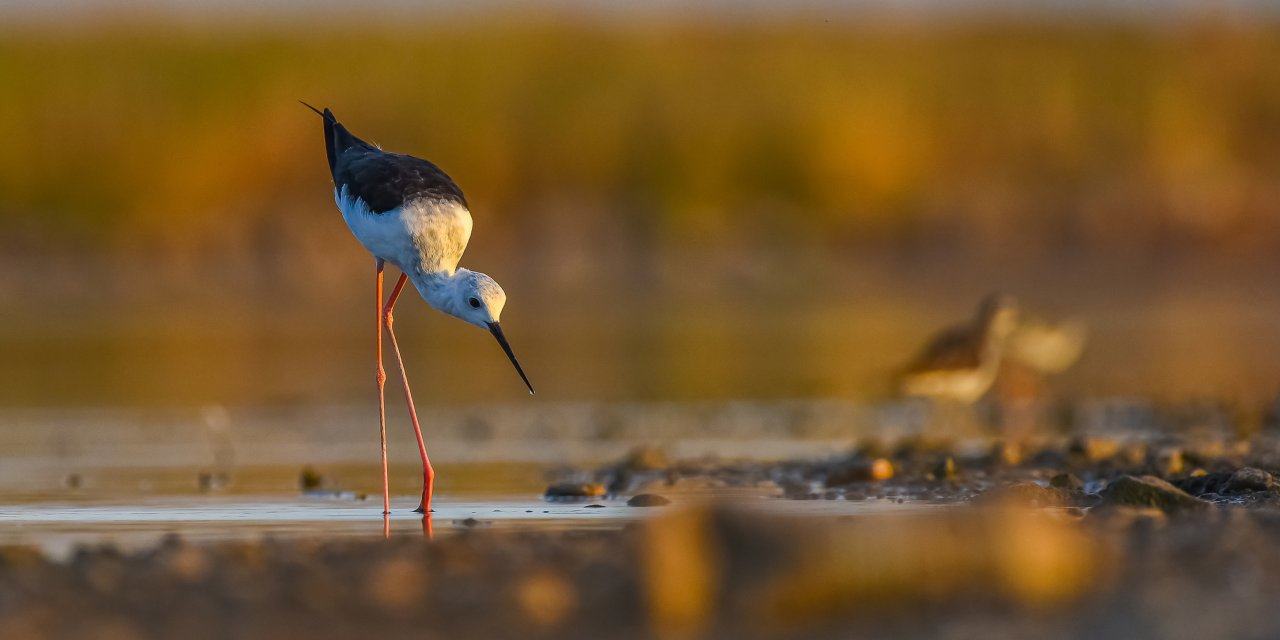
left=408, top=269, right=466, bottom=318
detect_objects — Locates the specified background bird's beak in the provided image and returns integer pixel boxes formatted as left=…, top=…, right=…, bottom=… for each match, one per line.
left=487, top=322, right=534, bottom=395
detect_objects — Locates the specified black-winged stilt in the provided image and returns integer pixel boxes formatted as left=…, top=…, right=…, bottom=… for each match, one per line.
left=304, top=103, right=533, bottom=516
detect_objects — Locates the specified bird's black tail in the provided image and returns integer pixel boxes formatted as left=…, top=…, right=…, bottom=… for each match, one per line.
left=299, top=101, right=372, bottom=182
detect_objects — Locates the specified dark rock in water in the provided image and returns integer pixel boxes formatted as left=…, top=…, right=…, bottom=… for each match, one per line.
left=973, top=482, right=1086, bottom=508
left=459, top=517, right=480, bottom=527
left=544, top=483, right=606, bottom=499
left=584, top=504, right=606, bottom=509
left=626, top=494, right=671, bottom=507
left=1050, top=473, right=1084, bottom=491
left=1227, top=467, right=1275, bottom=493
left=1099, top=475, right=1211, bottom=515
left=299, top=466, right=324, bottom=492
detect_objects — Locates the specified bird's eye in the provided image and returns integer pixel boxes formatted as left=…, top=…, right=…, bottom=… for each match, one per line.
left=468, top=297, right=481, bottom=309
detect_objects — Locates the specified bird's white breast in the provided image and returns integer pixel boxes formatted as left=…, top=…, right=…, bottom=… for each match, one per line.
left=336, top=186, right=473, bottom=274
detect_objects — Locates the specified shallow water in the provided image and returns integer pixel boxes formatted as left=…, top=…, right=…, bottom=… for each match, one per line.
left=0, top=496, right=628, bottom=558
left=0, top=493, right=938, bottom=560
left=0, top=400, right=926, bottom=556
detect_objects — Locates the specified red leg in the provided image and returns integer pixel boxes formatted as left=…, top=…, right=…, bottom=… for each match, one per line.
left=383, top=273, right=436, bottom=514
left=375, top=260, right=390, bottom=516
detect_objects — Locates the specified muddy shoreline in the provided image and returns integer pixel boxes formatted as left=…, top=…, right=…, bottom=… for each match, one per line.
left=6, top=430, right=1280, bottom=639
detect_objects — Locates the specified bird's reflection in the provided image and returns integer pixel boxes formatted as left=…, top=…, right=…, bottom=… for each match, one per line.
left=379, top=512, right=434, bottom=539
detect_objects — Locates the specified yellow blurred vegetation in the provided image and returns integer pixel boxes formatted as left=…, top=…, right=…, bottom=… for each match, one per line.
left=2, top=13, right=1280, bottom=406
left=1, top=14, right=1278, bottom=282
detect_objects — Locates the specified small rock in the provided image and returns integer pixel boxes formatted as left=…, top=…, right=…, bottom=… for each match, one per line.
left=460, top=517, right=481, bottom=527
left=544, top=483, right=606, bottom=499
left=1049, top=473, right=1084, bottom=491
left=584, top=504, right=606, bottom=509
left=299, top=466, right=324, bottom=492
left=627, top=494, right=671, bottom=507
left=1099, top=475, right=1211, bottom=515
left=1227, top=467, right=1274, bottom=493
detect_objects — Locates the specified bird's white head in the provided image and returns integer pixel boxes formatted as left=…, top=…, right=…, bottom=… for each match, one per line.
left=447, top=269, right=507, bottom=328
left=435, top=268, right=533, bottom=394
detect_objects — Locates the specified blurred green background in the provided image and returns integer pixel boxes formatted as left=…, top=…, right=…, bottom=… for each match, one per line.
left=1, top=3, right=1279, bottom=408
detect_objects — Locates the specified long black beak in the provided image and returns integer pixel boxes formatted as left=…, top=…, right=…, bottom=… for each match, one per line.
left=487, top=322, right=534, bottom=395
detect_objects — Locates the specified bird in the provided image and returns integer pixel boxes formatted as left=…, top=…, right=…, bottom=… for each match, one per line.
left=1004, top=315, right=1087, bottom=376
left=303, top=103, right=533, bottom=516
left=899, top=293, right=1020, bottom=404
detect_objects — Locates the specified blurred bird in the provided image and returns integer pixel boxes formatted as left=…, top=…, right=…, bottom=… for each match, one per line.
left=1005, top=315, right=1087, bottom=375
left=899, top=294, right=1020, bottom=404
left=304, top=103, right=533, bottom=516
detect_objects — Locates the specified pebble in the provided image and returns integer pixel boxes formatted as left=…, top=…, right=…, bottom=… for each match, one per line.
left=1050, top=473, right=1084, bottom=491
left=626, top=494, right=671, bottom=507
left=1227, top=468, right=1275, bottom=493
left=1099, top=475, right=1211, bottom=515
left=299, top=467, right=325, bottom=492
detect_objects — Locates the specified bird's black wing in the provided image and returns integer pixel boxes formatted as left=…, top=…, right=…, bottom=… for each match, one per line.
left=336, top=150, right=468, bottom=214
left=904, top=324, right=982, bottom=373
left=303, top=103, right=466, bottom=213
